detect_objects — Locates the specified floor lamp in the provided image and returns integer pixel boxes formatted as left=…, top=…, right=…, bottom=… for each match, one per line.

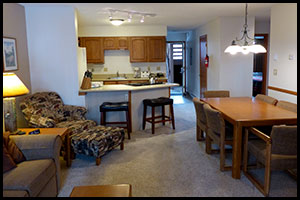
left=3, top=73, right=29, bottom=134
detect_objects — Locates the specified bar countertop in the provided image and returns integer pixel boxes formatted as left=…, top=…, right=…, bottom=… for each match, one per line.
left=79, top=83, right=179, bottom=93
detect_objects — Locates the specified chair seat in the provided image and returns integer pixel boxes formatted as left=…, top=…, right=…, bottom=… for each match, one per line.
left=143, top=97, right=173, bottom=106
left=100, top=102, right=129, bottom=112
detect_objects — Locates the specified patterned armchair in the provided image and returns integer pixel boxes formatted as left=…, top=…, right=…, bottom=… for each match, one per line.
left=20, top=92, right=96, bottom=135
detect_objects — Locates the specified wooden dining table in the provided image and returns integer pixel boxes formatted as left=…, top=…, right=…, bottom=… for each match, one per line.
left=200, top=97, right=297, bottom=179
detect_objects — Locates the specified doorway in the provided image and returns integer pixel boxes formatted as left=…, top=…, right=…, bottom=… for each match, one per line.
left=166, top=41, right=186, bottom=96
left=199, top=35, right=207, bottom=98
left=252, top=34, right=268, bottom=97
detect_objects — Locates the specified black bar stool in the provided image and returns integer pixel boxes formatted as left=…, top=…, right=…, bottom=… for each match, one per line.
left=100, top=101, right=131, bottom=139
left=143, top=97, right=175, bottom=134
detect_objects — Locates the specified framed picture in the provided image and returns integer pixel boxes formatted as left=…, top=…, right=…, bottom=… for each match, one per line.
left=3, top=37, right=18, bottom=72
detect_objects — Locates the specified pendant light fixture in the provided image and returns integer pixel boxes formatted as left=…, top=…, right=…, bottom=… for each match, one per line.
left=224, top=3, right=267, bottom=55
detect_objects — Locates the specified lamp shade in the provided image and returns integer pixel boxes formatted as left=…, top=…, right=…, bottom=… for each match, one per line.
left=3, top=73, right=29, bottom=97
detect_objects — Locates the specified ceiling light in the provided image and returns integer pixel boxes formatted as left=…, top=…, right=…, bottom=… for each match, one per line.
left=140, top=15, right=145, bottom=23
left=110, top=19, right=124, bottom=26
left=224, top=3, right=267, bottom=55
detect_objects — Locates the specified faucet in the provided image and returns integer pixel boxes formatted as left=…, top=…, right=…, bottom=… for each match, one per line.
left=116, top=71, right=119, bottom=77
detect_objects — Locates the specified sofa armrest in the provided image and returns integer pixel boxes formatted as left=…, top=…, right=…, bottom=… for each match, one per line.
left=10, top=135, right=62, bottom=190
left=28, top=114, right=56, bottom=128
left=63, top=105, right=87, bottom=120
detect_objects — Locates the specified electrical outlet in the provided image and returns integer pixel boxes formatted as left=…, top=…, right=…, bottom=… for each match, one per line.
left=104, top=68, right=108, bottom=72
left=124, top=94, right=128, bottom=101
left=156, top=66, right=161, bottom=70
left=273, top=69, right=278, bottom=76
left=147, top=66, right=150, bottom=71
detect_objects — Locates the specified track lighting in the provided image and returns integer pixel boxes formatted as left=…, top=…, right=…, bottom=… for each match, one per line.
left=110, top=19, right=124, bottom=26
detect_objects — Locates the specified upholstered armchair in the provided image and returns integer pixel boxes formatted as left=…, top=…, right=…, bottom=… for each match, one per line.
left=255, top=94, right=278, bottom=105
left=20, top=92, right=96, bottom=135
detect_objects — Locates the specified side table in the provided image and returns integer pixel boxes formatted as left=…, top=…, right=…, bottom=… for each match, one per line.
left=19, top=128, right=72, bottom=167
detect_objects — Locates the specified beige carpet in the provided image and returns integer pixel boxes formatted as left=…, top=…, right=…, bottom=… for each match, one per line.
left=58, top=96, right=297, bottom=197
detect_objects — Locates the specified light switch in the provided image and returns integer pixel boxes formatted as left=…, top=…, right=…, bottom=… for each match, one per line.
left=273, top=69, right=278, bottom=76
left=157, top=66, right=161, bottom=70
left=104, top=68, right=108, bottom=72
left=289, top=54, right=294, bottom=60
left=273, top=53, right=278, bottom=61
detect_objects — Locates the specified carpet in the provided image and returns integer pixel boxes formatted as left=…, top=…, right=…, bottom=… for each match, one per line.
left=58, top=96, right=297, bottom=197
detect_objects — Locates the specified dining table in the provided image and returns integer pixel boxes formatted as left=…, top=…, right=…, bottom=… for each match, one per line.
left=200, top=97, right=297, bottom=179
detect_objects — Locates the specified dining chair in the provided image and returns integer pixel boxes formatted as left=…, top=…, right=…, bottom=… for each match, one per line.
left=276, top=100, right=297, bottom=113
left=255, top=94, right=278, bottom=105
left=192, top=97, right=207, bottom=141
left=243, top=125, right=297, bottom=197
left=203, top=103, right=233, bottom=171
left=203, top=90, right=230, bottom=98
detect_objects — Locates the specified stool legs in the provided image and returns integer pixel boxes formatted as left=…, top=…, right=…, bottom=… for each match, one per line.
left=100, top=111, right=106, bottom=125
left=162, top=105, right=165, bottom=126
left=143, top=104, right=147, bottom=130
left=170, top=104, right=175, bottom=129
left=125, top=110, right=131, bottom=139
left=151, top=107, right=155, bottom=134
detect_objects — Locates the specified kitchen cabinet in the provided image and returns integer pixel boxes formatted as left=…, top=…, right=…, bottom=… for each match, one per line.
left=129, top=36, right=166, bottom=63
left=103, top=37, right=129, bottom=50
left=129, top=37, right=148, bottom=62
left=79, top=37, right=104, bottom=63
left=147, top=37, right=166, bottom=62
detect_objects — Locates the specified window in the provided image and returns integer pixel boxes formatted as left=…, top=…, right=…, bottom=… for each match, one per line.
left=173, top=43, right=183, bottom=60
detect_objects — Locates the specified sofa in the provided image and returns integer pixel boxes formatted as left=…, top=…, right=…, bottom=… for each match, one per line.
left=3, top=134, right=62, bottom=197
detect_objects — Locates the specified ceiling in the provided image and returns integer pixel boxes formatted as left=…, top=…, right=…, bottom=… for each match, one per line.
left=20, top=3, right=276, bottom=31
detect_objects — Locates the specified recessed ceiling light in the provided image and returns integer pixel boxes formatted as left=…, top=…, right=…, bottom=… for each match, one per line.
left=110, top=19, right=124, bottom=26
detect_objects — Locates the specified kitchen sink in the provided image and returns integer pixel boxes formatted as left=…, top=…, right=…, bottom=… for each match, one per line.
left=126, top=82, right=165, bottom=86
left=108, top=77, right=127, bottom=80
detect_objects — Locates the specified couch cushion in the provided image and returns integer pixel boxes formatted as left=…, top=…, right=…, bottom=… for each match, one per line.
left=3, top=144, right=17, bottom=173
left=3, top=190, right=29, bottom=197
left=56, top=119, right=96, bottom=135
left=3, top=159, right=56, bottom=197
left=3, top=132, right=26, bottom=164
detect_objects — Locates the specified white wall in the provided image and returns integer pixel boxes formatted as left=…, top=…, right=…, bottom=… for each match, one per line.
left=268, top=3, right=297, bottom=103
left=79, top=25, right=167, bottom=75
left=166, top=32, right=187, bottom=42
left=187, top=16, right=254, bottom=98
left=25, top=5, right=85, bottom=106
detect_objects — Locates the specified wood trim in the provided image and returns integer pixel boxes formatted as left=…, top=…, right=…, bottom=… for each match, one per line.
left=128, top=91, right=132, bottom=133
left=268, top=86, right=297, bottom=96
left=78, top=92, right=87, bottom=96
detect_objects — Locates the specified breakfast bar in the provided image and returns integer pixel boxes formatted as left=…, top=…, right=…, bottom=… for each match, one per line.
left=79, top=83, right=179, bottom=132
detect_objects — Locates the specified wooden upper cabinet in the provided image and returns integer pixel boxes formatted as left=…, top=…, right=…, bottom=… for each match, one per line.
left=79, top=37, right=104, bottom=63
left=147, top=36, right=166, bottom=62
left=129, top=37, right=148, bottom=62
left=103, top=37, right=128, bottom=50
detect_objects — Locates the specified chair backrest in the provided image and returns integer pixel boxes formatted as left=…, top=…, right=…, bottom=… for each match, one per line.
left=255, top=94, right=278, bottom=105
left=203, top=103, right=225, bottom=135
left=271, top=125, right=297, bottom=155
left=192, top=97, right=207, bottom=124
left=203, top=90, right=230, bottom=98
left=276, top=100, right=297, bottom=113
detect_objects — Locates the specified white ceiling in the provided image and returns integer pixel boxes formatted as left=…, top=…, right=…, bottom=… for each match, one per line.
left=20, top=3, right=276, bottom=31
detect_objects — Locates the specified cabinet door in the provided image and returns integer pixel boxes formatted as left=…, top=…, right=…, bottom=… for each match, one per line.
left=103, top=37, right=117, bottom=50
left=129, top=37, right=147, bottom=62
left=117, top=37, right=128, bottom=50
left=80, top=37, right=104, bottom=63
left=147, top=36, right=166, bottom=62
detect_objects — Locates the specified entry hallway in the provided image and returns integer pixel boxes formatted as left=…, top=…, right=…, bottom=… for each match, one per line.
left=58, top=96, right=297, bottom=197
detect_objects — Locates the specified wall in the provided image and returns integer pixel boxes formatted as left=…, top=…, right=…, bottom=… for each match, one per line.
left=25, top=5, right=85, bottom=107
left=166, top=32, right=187, bottom=42
left=267, top=3, right=297, bottom=103
left=187, top=16, right=255, bottom=98
left=79, top=25, right=167, bottom=75
left=3, top=3, right=31, bottom=128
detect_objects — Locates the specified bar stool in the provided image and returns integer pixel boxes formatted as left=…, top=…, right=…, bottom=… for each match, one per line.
left=100, top=101, right=131, bottom=139
left=143, top=97, right=175, bottom=134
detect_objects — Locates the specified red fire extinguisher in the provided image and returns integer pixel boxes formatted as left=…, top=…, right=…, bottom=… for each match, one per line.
left=205, top=54, right=209, bottom=68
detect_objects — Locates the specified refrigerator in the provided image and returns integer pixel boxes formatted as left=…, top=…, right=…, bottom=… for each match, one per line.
left=77, top=47, right=87, bottom=88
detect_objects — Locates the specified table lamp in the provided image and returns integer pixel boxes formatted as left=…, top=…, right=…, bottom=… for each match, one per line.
left=3, top=73, right=29, bottom=134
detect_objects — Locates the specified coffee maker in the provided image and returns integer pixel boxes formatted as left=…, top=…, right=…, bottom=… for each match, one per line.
left=133, top=67, right=141, bottom=78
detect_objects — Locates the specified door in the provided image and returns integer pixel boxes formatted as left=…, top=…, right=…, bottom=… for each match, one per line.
left=199, top=35, right=207, bottom=98
left=252, top=34, right=268, bottom=96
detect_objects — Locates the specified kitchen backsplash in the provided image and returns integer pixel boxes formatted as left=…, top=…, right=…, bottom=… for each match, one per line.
left=87, top=50, right=166, bottom=74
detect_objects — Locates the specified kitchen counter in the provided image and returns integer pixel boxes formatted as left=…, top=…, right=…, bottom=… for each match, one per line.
left=80, top=83, right=179, bottom=132
left=92, top=77, right=167, bottom=81
left=79, top=83, right=179, bottom=93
